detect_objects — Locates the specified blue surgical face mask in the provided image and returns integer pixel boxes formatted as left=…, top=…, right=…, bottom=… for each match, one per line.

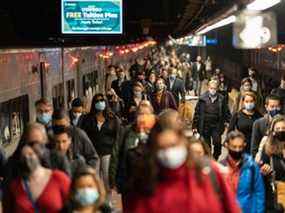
left=95, top=101, right=106, bottom=111
left=269, top=108, right=281, bottom=118
left=244, top=103, right=255, bottom=111
left=37, top=113, right=51, bottom=125
left=74, top=187, right=99, bottom=207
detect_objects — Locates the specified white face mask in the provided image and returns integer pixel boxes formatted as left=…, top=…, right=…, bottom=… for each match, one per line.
left=157, top=146, right=188, bottom=169
left=73, top=112, right=82, bottom=118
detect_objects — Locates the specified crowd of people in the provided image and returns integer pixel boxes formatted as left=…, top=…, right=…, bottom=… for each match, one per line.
left=0, top=46, right=284, bottom=213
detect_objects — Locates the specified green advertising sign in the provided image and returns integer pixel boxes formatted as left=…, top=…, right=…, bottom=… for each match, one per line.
left=62, top=0, right=123, bottom=34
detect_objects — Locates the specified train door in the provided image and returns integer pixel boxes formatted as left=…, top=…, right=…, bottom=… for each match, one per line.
left=0, top=95, right=29, bottom=146
left=52, top=83, right=64, bottom=109
left=82, top=71, right=99, bottom=112
left=66, top=79, right=75, bottom=109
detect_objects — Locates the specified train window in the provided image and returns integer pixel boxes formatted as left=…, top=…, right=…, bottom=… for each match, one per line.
left=52, top=83, right=64, bottom=109
left=83, top=70, right=98, bottom=97
left=66, top=79, right=75, bottom=108
left=0, top=95, right=29, bottom=146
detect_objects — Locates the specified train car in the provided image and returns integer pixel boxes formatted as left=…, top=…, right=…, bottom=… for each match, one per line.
left=0, top=45, right=149, bottom=151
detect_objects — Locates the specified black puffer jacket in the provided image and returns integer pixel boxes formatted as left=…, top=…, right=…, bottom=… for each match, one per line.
left=80, top=113, right=123, bottom=156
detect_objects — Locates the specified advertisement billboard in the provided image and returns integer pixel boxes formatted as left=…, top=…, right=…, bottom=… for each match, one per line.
left=61, top=0, right=123, bottom=34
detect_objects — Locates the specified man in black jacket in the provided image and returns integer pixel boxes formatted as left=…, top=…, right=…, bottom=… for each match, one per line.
left=69, top=98, right=84, bottom=127
left=52, top=109, right=99, bottom=170
left=166, top=67, right=185, bottom=106
left=271, top=74, right=285, bottom=114
left=193, top=80, right=231, bottom=159
left=251, top=94, right=282, bottom=157
left=111, top=67, right=127, bottom=99
left=191, top=56, right=205, bottom=96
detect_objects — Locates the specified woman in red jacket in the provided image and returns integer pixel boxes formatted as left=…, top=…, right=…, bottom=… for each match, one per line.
left=125, top=122, right=241, bottom=213
left=3, top=143, right=71, bottom=213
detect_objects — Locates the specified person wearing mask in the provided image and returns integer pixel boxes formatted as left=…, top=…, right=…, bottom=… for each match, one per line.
left=125, top=123, right=240, bottom=213
left=105, top=65, right=117, bottom=92
left=233, top=77, right=253, bottom=113
left=109, top=102, right=156, bottom=194
left=160, top=68, right=169, bottom=82
left=193, top=80, right=231, bottom=159
left=3, top=123, right=71, bottom=182
left=129, top=58, right=145, bottom=80
left=271, top=74, right=285, bottom=114
left=228, top=92, right=262, bottom=153
left=124, top=81, right=148, bottom=123
left=218, top=73, right=230, bottom=104
left=205, top=56, right=213, bottom=80
left=65, top=166, right=106, bottom=213
left=120, top=68, right=146, bottom=104
left=248, top=68, right=259, bottom=93
left=3, top=144, right=71, bottom=213
left=220, top=131, right=265, bottom=213
left=166, top=67, right=185, bottom=106
left=80, top=93, right=123, bottom=207
left=251, top=95, right=282, bottom=157
left=191, top=56, right=205, bottom=96
left=255, top=115, right=285, bottom=212
left=145, top=72, right=157, bottom=96
left=35, top=98, right=53, bottom=132
left=52, top=109, right=99, bottom=170
left=69, top=98, right=84, bottom=127
left=53, top=127, right=87, bottom=176
left=150, top=78, right=177, bottom=114
left=106, top=88, right=124, bottom=118
left=111, top=67, right=126, bottom=99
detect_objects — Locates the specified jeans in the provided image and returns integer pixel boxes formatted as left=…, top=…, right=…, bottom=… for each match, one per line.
left=193, top=79, right=202, bottom=96
left=100, top=155, right=112, bottom=202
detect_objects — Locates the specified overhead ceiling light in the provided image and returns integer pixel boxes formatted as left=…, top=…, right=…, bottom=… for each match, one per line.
left=197, top=15, right=236, bottom=35
left=247, top=0, right=281, bottom=11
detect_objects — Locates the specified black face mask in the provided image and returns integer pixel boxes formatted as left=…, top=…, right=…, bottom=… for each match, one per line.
left=228, top=149, right=243, bottom=160
left=274, top=131, right=285, bottom=141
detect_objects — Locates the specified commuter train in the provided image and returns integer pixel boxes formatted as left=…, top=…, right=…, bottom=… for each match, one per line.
left=0, top=46, right=149, bottom=148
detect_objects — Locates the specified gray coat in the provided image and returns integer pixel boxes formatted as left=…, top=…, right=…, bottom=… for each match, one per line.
left=69, top=125, right=99, bottom=170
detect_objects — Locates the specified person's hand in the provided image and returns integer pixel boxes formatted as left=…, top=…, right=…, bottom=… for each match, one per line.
left=260, top=163, right=272, bottom=175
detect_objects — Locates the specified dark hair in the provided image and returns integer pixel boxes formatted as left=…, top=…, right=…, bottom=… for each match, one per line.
left=265, top=94, right=281, bottom=105
left=71, top=98, right=83, bottom=108
left=52, top=108, right=68, bottom=120
left=90, top=93, right=114, bottom=119
left=53, top=126, right=72, bottom=138
left=225, top=131, right=246, bottom=145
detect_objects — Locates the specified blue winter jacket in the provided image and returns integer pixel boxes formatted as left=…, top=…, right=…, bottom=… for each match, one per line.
left=221, top=154, right=265, bottom=213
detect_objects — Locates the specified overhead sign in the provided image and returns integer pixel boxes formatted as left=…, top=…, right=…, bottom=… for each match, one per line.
left=206, top=38, right=218, bottom=45
left=233, top=11, right=277, bottom=49
left=61, top=0, right=123, bottom=34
